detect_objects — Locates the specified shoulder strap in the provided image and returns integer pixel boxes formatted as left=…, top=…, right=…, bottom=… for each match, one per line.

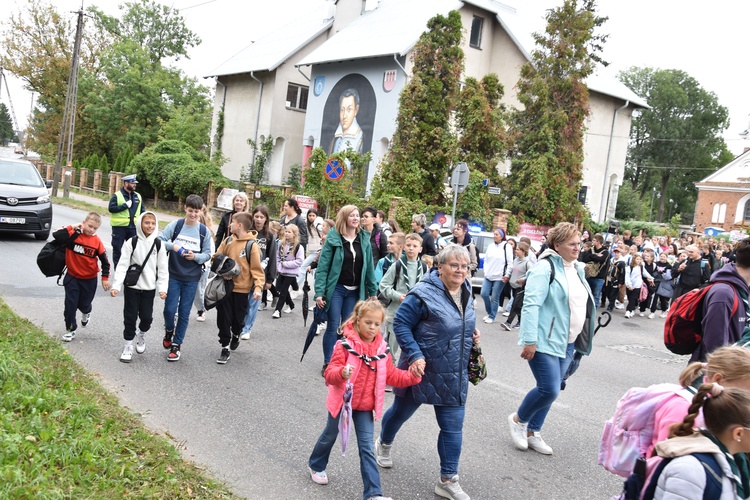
left=394, top=259, right=402, bottom=286
left=245, top=240, right=255, bottom=266
left=542, top=256, right=555, bottom=285
left=173, top=218, right=185, bottom=241
left=421, top=261, right=428, bottom=274
left=199, top=223, right=207, bottom=249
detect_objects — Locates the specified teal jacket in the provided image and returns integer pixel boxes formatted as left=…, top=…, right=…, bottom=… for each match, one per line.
left=314, top=228, right=377, bottom=308
left=519, top=249, right=596, bottom=358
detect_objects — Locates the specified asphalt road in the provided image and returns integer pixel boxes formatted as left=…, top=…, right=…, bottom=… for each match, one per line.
left=0, top=202, right=690, bottom=499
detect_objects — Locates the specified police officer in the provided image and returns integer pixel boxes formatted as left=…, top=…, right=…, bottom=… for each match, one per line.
left=108, top=174, right=144, bottom=268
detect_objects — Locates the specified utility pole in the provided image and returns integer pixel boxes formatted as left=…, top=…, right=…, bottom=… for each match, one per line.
left=52, top=9, right=84, bottom=198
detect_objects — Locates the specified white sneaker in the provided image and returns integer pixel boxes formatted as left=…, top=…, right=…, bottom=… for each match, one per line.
left=196, top=311, right=206, bottom=322
left=482, top=315, right=489, bottom=321
left=62, top=330, right=76, bottom=342
left=624, top=311, right=632, bottom=318
left=648, top=312, right=656, bottom=319
left=283, top=306, right=293, bottom=314
left=527, top=432, right=553, bottom=455
left=120, top=343, right=134, bottom=363
left=272, top=310, right=280, bottom=319
left=614, top=301, right=625, bottom=309
left=435, top=475, right=470, bottom=500
left=483, top=317, right=493, bottom=324
left=81, top=312, right=91, bottom=327
left=135, top=330, right=146, bottom=354
left=638, top=311, right=645, bottom=317
left=502, top=311, right=510, bottom=317
left=309, top=467, right=328, bottom=485
left=240, top=331, right=251, bottom=340
left=508, top=413, right=528, bottom=450
left=660, top=311, right=668, bottom=318
left=375, top=438, right=393, bottom=468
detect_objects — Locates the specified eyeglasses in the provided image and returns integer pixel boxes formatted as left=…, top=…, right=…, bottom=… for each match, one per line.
left=446, top=263, right=469, bottom=271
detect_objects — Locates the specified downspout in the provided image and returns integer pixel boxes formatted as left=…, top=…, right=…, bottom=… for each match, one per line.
left=599, top=100, right=629, bottom=223
left=393, top=54, right=409, bottom=84
left=297, top=65, right=310, bottom=82
left=249, top=71, right=263, bottom=167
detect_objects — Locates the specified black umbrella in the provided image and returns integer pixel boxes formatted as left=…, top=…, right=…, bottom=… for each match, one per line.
left=301, top=305, right=328, bottom=362
left=302, top=271, right=311, bottom=327
left=561, top=310, right=611, bottom=390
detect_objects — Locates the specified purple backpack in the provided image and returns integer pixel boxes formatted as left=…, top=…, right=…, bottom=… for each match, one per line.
left=598, top=383, right=694, bottom=478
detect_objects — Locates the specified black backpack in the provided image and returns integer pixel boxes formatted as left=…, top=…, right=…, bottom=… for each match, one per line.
left=37, top=230, right=81, bottom=285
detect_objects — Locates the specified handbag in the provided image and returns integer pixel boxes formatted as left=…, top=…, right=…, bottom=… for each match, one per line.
left=468, top=341, right=487, bottom=385
left=638, top=284, right=649, bottom=303
left=584, top=260, right=603, bottom=279
left=124, top=240, right=158, bottom=287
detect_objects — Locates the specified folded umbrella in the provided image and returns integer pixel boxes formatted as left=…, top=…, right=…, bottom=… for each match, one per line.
left=300, top=305, right=328, bottom=362
left=302, top=272, right=311, bottom=327
left=338, top=381, right=353, bottom=456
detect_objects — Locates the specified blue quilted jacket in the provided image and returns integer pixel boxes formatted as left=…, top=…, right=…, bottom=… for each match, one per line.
left=393, top=269, right=476, bottom=406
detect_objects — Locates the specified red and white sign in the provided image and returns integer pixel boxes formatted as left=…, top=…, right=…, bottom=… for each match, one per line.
left=383, top=70, right=397, bottom=92
left=293, top=195, right=318, bottom=211
left=518, top=223, right=551, bottom=243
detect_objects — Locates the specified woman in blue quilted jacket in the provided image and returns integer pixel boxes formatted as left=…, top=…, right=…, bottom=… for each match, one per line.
left=374, top=244, right=479, bottom=500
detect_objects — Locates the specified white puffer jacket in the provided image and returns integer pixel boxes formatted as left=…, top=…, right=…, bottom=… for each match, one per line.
left=111, top=211, right=169, bottom=294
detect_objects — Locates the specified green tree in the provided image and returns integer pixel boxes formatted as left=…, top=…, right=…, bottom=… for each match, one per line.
left=158, top=103, right=211, bottom=152
left=303, top=148, right=370, bottom=217
left=618, top=67, right=730, bottom=222
left=0, top=104, right=16, bottom=145
left=505, top=0, right=607, bottom=225
left=371, top=10, right=464, bottom=207
left=242, top=137, right=274, bottom=185
left=285, top=163, right=302, bottom=192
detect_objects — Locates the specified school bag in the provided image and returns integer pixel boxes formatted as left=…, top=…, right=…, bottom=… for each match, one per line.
left=663, top=280, right=739, bottom=355
left=599, top=383, right=695, bottom=478
left=203, top=254, right=241, bottom=310
left=620, top=451, right=722, bottom=500
left=123, top=238, right=162, bottom=287
left=171, top=218, right=207, bottom=251
left=376, top=260, right=428, bottom=307
left=37, top=230, right=81, bottom=284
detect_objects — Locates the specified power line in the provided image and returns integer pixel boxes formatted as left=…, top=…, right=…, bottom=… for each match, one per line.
left=584, top=131, right=748, bottom=142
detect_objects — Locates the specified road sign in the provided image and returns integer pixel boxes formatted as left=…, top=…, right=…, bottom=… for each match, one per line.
left=488, top=187, right=501, bottom=195
left=482, top=178, right=490, bottom=187
left=324, top=158, right=344, bottom=181
left=450, top=162, right=469, bottom=194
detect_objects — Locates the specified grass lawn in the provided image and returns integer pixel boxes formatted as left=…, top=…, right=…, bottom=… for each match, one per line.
left=0, top=299, right=236, bottom=498
left=52, top=197, right=171, bottom=230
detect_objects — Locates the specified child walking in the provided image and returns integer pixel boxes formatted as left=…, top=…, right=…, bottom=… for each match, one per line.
left=52, top=212, right=111, bottom=341
left=109, top=211, right=169, bottom=362
left=624, top=254, right=653, bottom=318
left=652, top=252, right=673, bottom=318
left=374, top=232, right=405, bottom=286
left=213, top=212, right=264, bottom=363
left=501, top=241, right=532, bottom=331
left=308, top=301, right=421, bottom=500
left=272, top=224, right=303, bottom=319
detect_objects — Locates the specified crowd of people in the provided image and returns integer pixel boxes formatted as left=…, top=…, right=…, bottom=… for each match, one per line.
left=51, top=185, right=750, bottom=499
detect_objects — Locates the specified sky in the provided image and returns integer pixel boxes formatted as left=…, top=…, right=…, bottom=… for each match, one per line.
left=2, top=0, right=749, bottom=155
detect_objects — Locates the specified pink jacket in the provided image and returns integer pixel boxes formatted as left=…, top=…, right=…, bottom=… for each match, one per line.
left=324, top=323, right=420, bottom=420
left=647, top=390, right=704, bottom=458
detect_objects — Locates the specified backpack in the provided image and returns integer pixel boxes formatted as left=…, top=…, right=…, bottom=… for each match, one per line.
left=123, top=238, right=162, bottom=287
left=377, top=260, right=428, bottom=307
left=620, top=452, right=722, bottom=500
left=37, top=230, right=81, bottom=284
left=599, top=383, right=695, bottom=478
left=664, top=280, right=739, bottom=355
left=224, top=236, right=256, bottom=267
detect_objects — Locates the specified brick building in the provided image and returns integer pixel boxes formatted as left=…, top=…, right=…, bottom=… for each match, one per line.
left=694, top=148, right=750, bottom=233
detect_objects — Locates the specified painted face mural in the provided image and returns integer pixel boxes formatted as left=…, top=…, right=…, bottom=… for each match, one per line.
left=321, top=74, right=376, bottom=166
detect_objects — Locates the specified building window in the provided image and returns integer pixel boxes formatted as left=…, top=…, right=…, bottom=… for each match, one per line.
left=286, top=83, right=308, bottom=111
left=743, top=202, right=750, bottom=223
left=719, top=203, right=726, bottom=223
left=469, top=17, right=483, bottom=49
left=712, top=203, right=720, bottom=223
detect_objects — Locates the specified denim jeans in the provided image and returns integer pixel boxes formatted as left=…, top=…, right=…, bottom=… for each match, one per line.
left=587, top=278, right=604, bottom=310
left=309, top=410, right=382, bottom=500
left=163, top=278, right=199, bottom=345
left=480, top=278, right=505, bottom=320
left=323, top=284, right=359, bottom=364
left=193, top=267, right=208, bottom=312
left=241, top=294, right=261, bottom=335
left=380, top=387, right=465, bottom=478
left=297, top=255, right=317, bottom=287
left=517, top=343, right=575, bottom=432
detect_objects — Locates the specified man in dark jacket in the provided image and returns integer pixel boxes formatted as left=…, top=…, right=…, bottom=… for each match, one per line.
left=411, top=213, right=436, bottom=257
left=108, top=174, right=144, bottom=268
left=673, top=244, right=710, bottom=298
left=694, top=238, right=750, bottom=362
left=580, top=233, right=609, bottom=308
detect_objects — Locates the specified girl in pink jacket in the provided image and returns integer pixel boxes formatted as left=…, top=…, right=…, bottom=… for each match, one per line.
left=308, top=300, right=420, bottom=500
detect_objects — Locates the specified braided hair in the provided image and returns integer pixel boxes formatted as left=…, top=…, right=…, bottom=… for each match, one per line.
left=670, top=383, right=750, bottom=438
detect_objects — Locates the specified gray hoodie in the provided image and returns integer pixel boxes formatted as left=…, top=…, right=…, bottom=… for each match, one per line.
left=111, top=211, right=169, bottom=294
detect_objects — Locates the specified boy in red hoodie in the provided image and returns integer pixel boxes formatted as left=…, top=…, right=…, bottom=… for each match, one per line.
left=52, top=212, right=111, bottom=341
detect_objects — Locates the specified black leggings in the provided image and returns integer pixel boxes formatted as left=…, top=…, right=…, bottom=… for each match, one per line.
left=626, top=287, right=641, bottom=313
left=274, top=275, right=296, bottom=313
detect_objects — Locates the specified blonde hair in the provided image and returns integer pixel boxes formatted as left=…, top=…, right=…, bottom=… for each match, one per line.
left=421, top=254, right=434, bottom=268
left=678, top=346, right=750, bottom=387
left=547, top=222, right=579, bottom=252
left=343, top=300, right=385, bottom=334
left=84, top=212, right=101, bottom=223
left=404, top=233, right=423, bottom=245
left=233, top=192, right=250, bottom=212
left=269, top=221, right=281, bottom=237
left=280, top=223, right=300, bottom=247
left=389, top=232, right=406, bottom=247
left=335, top=205, right=360, bottom=235
left=670, top=384, right=750, bottom=438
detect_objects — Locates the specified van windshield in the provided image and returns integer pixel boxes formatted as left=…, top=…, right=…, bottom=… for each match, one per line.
left=0, top=161, right=44, bottom=187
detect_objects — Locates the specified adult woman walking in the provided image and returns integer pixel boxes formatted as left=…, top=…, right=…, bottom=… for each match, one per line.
left=375, top=244, right=479, bottom=500
left=214, top=192, right=249, bottom=247
left=305, top=209, right=324, bottom=255
left=361, top=206, right=388, bottom=263
left=314, top=205, right=377, bottom=371
left=508, top=222, right=595, bottom=455
left=280, top=198, right=308, bottom=250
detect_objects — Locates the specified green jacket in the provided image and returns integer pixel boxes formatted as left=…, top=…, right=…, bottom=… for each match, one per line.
left=314, top=228, right=377, bottom=309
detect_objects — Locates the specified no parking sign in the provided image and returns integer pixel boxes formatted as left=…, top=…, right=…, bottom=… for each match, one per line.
left=324, top=158, right=344, bottom=181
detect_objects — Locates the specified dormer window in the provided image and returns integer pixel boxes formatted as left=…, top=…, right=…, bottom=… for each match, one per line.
left=470, top=16, right=483, bottom=49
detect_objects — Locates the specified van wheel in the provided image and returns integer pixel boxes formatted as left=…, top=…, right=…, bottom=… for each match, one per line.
left=35, top=231, right=50, bottom=241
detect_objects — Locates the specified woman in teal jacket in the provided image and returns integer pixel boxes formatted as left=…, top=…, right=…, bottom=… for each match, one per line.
left=508, top=222, right=596, bottom=456
left=314, top=205, right=377, bottom=370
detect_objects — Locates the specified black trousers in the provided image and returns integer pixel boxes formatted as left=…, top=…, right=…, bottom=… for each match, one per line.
left=506, top=288, right=524, bottom=325
left=111, top=226, right=136, bottom=269
left=63, top=274, right=97, bottom=331
left=274, top=275, right=296, bottom=313
left=217, top=292, right=249, bottom=346
left=122, top=287, right=156, bottom=340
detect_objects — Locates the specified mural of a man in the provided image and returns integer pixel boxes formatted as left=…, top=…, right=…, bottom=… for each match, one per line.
left=329, top=88, right=363, bottom=155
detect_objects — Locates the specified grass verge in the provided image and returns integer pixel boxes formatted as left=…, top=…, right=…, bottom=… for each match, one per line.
left=0, top=299, right=236, bottom=498
left=52, top=197, right=170, bottom=230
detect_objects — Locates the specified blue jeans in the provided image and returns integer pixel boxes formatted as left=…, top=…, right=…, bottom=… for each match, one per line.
left=309, top=410, right=382, bottom=500
left=163, top=278, right=199, bottom=345
left=587, top=278, right=604, bottom=309
left=241, top=294, right=261, bottom=335
left=297, top=255, right=317, bottom=287
left=380, top=387, right=465, bottom=478
left=323, top=284, right=358, bottom=364
left=480, top=278, right=505, bottom=320
left=517, top=343, right=575, bottom=432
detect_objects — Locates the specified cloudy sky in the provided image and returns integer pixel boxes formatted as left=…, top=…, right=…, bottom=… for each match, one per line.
left=3, top=0, right=749, bottom=155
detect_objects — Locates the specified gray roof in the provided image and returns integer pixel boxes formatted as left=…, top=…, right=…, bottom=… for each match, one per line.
left=296, top=0, right=648, bottom=108
left=205, top=2, right=332, bottom=77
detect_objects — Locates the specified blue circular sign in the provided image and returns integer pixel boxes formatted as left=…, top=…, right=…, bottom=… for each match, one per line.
left=325, top=159, right=344, bottom=181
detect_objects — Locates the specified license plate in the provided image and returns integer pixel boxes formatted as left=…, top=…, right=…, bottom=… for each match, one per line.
left=0, top=217, right=26, bottom=224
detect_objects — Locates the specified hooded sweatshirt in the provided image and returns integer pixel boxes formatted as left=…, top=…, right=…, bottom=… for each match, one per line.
left=695, top=263, right=750, bottom=362
left=215, top=230, right=265, bottom=294
left=111, top=211, right=169, bottom=294
left=324, top=322, right=420, bottom=420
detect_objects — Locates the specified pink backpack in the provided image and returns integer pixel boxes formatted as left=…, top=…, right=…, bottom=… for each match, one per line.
left=598, top=383, right=695, bottom=478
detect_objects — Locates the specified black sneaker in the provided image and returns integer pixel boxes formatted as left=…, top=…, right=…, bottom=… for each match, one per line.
left=163, top=329, right=174, bottom=349
left=229, top=335, right=240, bottom=351
left=321, top=363, right=328, bottom=377
left=217, top=348, right=230, bottom=364
left=167, top=344, right=181, bottom=361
